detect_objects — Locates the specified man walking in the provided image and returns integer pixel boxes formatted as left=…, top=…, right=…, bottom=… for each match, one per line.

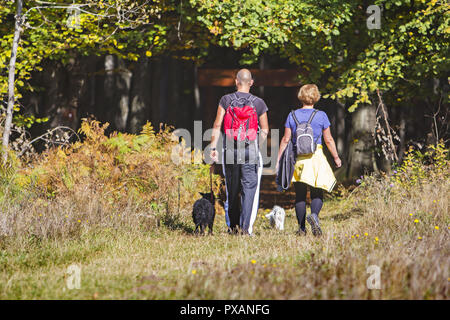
left=210, top=69, right=269, bottom=235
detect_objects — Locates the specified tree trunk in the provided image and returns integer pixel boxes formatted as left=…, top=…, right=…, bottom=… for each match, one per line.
left=127, top=57, right=152, bottom=133
left=2, top=0, right=23, bottom=163
left=347, top=104, right=376, bottom=178
left=114, top=57, right=132, bottom=131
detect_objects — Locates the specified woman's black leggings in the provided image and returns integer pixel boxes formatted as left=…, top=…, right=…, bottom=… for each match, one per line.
left=294, top=182, right=323, bottom=231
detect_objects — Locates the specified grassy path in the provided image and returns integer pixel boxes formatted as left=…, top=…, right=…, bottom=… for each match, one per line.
left=1, top=193, right=448, bottom=299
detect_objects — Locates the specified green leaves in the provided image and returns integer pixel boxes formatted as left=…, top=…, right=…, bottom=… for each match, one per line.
left=1, top=0, right=448, bottom=125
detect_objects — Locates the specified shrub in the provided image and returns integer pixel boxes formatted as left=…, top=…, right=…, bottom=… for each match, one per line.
left=0, top=119, right=222, bottom=240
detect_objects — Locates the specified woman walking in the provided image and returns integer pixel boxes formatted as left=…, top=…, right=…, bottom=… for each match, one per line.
left=277, top=84, right=341, bottom=236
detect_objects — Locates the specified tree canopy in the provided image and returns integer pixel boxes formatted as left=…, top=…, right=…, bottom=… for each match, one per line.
left=0, top=0, right=448, bottom=127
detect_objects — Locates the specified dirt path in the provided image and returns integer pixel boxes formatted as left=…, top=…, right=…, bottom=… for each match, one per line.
left=258, top=175, right=296, bottom=210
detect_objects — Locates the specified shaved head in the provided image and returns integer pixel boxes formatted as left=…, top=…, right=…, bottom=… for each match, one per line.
left=236, top=69, right=253, bottom=86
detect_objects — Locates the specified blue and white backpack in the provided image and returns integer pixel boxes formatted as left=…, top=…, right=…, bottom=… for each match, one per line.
left=291, top=109, right=319, bottom=156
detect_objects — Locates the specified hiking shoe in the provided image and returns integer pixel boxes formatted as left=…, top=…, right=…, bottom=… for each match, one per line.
left=307, top=214, right=322, bottom=237
left=296, top=228, right=307, bottom=236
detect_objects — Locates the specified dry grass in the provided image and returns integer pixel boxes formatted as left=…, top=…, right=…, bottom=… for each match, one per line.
left=0, top=175, right=448, bottom=299
left=0, top=138, right=448, bottom=300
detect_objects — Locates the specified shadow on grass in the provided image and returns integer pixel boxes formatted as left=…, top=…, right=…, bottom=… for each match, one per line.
left=161, top=213, right=194, bottom=234
left=323, top=208, right=364, bottom=222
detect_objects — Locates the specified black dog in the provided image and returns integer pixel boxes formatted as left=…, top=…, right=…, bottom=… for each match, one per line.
left=192, top=192, right=215, bottom=235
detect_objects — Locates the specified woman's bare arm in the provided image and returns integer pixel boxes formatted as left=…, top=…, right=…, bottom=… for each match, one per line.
left=322, top=127, right=342, bottom=168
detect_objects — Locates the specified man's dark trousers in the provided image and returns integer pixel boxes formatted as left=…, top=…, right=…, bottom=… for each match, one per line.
left=223, top=141, right=262, bottom=234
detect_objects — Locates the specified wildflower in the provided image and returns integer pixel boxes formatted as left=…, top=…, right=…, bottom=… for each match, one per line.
left=418, top=236, right=422, bottom=240
left=77, top=219, right=81, bottom=223
left=393, top=170, right=397, bottom=174
left=364, top=232, right=368, bottom=236
left=356, top=179, right=362, bottom=184
left=273, top=264, right=277, bottom=268
left=389, top=183, right=394, bottom=188
left=409, top=213, right=413, bottom=216
left=192, top=269, right=197, bottom=275
left=434, top=226, right=439, bottom=230
left=250, top=259, right=256, bottom=264
left=351, top=235, right=355, bottom=239
left=65, top=215, right=68, bottom=218
left=375, top=237, right=379, bottom=242
left=356, top=234, right=360, bottom=238
left=433, top=200, right=436, bottom=203
left=414, top=219, right=419, bottom=223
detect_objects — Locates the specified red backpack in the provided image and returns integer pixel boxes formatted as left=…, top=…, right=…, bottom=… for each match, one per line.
left=223, top=93, right=259, bottom=142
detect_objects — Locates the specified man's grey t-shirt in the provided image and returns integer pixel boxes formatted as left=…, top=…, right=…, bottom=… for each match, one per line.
left=219, top=91, right=268, bottom=119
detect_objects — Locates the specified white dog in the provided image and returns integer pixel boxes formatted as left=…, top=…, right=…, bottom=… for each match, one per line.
left=265, top=205, right=286, bottom=230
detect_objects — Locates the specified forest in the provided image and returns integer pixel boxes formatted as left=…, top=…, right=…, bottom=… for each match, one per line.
left=0, top=0, right=448, bottom=302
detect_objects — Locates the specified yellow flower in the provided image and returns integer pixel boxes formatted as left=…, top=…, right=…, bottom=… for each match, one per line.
left=65, top=215, right=68, bottom=218
left=192, top=269, right=197, bottom=275
left=351, top=235, right=355, bottom=239
left=77, top=219, right=81, bottom=223
left=375, top=237, right=379, bottom=241
left=434, top=226, right=439, bottom=230
left=356, top=234, right=360, bottom=238
left=414, top=219, right=419, bottom=223
left=418, top=236, right=422, bottom=240
left=251, top=259, right=256, bottom=264
left=273, top=264, right=277, bottom=268
left=364, top=232, right=368, bottom=236
left=409, top=213, right=413, bottom=216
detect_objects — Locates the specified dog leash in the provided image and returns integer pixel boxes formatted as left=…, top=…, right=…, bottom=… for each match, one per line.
left=210, top=164, right=214, bottom=203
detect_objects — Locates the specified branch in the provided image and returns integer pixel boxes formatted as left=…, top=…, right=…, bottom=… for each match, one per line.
left=17, top=126, right=80, bottom=157
left=376, top=88, right=398, bottom=162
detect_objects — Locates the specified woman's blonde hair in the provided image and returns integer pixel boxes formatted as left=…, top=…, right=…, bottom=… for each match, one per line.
left=298, top=84, right=321, bottom=105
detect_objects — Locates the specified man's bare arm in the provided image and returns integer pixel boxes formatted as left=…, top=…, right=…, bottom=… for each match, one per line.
left=210, top=106, right=225, bottom=162
left=211, top=105, right=225, bottom=149
left=258, top=112, right=269, bottom=142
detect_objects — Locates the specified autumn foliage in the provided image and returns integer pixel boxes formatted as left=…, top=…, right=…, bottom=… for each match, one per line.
left=11, top=119, right=221, bottom=214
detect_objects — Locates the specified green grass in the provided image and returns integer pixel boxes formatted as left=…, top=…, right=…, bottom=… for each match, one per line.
left=0, top=184, right=448, bottom=299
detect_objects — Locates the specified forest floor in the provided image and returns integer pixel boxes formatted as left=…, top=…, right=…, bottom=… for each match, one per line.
left=0, top=173, right=448, bottom=299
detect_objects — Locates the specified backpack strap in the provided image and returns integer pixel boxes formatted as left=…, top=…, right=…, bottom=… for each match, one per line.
left=291, top=110, right=301, bottom=127
left=248, top=94, right=257, bottom=108
left=229, top=93, right=240, bottom=108
left=307, top=109, right=319, bottom=124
